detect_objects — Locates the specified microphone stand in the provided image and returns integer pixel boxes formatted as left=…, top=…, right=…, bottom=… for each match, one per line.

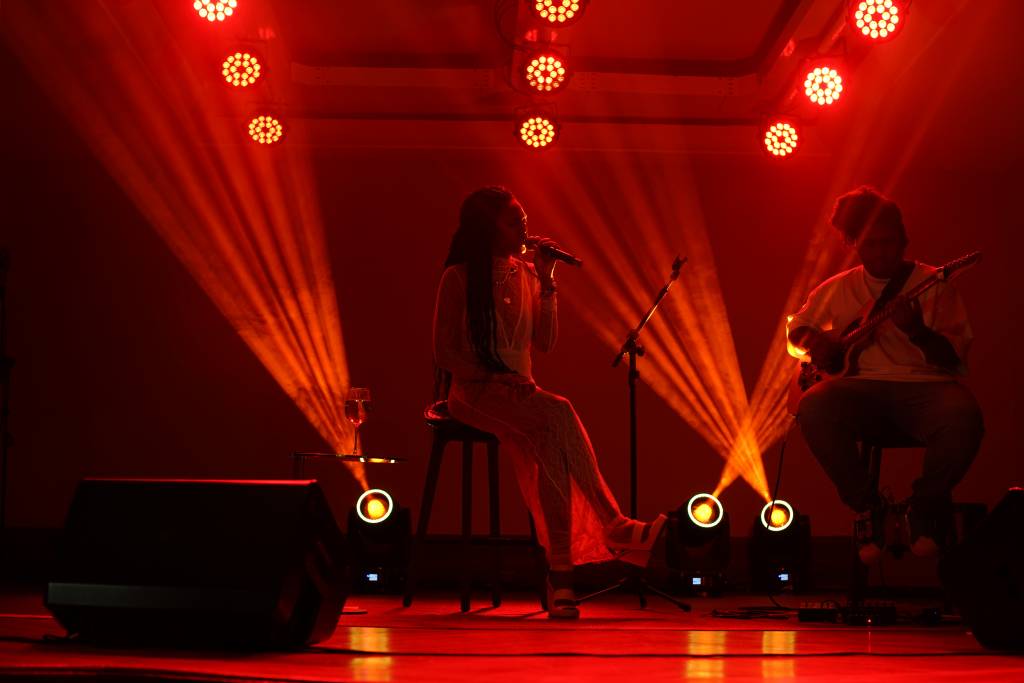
left=577, top=255, right=690, bottom=610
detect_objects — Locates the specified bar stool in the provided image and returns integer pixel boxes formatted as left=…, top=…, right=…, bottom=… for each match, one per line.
left=849, top=431, right=925, bottom=604
left=402, top=400, right=545, bottom=612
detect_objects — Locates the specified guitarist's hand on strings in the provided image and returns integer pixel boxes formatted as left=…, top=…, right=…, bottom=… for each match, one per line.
left=892, top=295, right=927, bottom=337
left=891, top=294, right=960, bottom=368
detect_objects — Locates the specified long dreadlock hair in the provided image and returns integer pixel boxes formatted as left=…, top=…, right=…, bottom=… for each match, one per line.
left=435, top=186, right=515, bottom=400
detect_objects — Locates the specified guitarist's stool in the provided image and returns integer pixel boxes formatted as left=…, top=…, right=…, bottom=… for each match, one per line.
left=403, top=401, right=546, bottom=613
left=849, top=433, right=924, bottom=604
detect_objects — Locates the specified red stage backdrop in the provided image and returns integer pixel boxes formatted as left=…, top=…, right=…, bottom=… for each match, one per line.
left=1, top=1, right=1021, bottom=536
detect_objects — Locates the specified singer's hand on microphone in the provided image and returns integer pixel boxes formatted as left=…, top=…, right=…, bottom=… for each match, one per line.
left=530, top=237, right=560, bottom=283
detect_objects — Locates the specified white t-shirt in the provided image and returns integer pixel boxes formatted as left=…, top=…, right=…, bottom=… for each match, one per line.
left=787, top=262, right=972, bottom=381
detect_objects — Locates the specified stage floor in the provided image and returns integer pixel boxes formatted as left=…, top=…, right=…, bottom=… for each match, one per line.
left=1, top=588, right=1022, bottom=682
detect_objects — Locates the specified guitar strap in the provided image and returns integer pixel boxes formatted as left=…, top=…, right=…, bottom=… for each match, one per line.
left=847, top=260, right=916, bottom=376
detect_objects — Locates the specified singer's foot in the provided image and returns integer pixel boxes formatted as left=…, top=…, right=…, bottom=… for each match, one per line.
left=605, top=515, right=668, bottom=568
left=546, top=567, right=579, bottom=620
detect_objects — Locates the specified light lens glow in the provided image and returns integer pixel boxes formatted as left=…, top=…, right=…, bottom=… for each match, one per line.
left=366, top=498, right=386, bottom=520
left=761, top=500, right=795, bottom=532
left=851, top=0, right=904, bottom=41
left=248, top=115, right=283, bottom=144
left=526, top=54, right=568, bottom=93
left=193, top=1, right=237, bottom=22
left=696, top=503, right=714, bottom=524
left=222, top=52, right=261, bottom=87
left=687, top=493, right=724, bottom=528
left=356, top=488, right=394, bottom=524
left=763, top=121, right=799, bottom=157
left=804, top=66, right=844, bottom=106
left=518, top=115, right=558, bottom=149
left=533, top=0, right=584, bottom=25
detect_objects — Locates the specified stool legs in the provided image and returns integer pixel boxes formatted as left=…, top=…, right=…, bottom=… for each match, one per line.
left=866, top=445, right=883, bottom=492
left=487, top=440, right=501, bottom=608
left=460, top=440, right=474, bottom=613
left=402, top=434, right=446, bottom=608
left=405, top=429, right=540, bottom=613
left=850, top=444, right=884, bottom=605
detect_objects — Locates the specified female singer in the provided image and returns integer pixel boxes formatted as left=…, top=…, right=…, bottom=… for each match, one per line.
left=432, top=186, right=665, bottom=618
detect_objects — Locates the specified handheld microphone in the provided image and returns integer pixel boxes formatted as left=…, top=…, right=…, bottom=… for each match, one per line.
left=524, top=236, right=583, bottom=267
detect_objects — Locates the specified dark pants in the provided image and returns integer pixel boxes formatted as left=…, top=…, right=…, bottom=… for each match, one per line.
left=798, top=379, right=983, bottom=516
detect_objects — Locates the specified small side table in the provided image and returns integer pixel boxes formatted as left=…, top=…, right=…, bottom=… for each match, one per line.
left=290, top=452, right=405, bottom=479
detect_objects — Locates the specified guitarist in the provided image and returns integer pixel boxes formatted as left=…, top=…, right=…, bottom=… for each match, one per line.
left=787, top=186, right=983, bottom=563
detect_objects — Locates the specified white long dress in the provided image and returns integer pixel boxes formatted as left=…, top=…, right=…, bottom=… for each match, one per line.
left=432, top=256, right=623, bottom=566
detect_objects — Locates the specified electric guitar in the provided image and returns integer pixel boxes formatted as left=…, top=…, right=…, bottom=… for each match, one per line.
left=787, top=251, right=982, bottom=415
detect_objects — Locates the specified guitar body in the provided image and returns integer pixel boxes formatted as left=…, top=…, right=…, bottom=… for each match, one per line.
left=786, top=319, right=865, bottom=415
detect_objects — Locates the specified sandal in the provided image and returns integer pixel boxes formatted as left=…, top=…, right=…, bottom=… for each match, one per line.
left=546, top=568, right=579, bottom=620
left=605, top=514, right=668, bottom=568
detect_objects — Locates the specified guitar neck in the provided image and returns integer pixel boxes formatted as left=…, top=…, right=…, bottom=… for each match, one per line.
left=841, top=273, right=942, bottom=347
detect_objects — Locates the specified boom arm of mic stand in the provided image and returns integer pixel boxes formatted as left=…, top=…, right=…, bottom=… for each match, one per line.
left=612, top=256, right=687, bottom=367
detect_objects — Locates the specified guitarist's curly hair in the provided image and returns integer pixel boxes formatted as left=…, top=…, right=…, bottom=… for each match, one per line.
left=830, top=186, right=906, bottom=245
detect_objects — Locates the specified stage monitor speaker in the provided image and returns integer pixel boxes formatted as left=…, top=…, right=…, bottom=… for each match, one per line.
left=940, top=487, right=1024, bottom=652
left=46, top=478, right=350, bottom=648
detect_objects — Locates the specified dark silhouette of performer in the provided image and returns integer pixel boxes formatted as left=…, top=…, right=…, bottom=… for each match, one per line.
left=788, top=186, right=983, bottom=563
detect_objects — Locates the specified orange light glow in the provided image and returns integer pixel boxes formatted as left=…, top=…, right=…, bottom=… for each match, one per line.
left=715, top=130, right=888, bottom=498
left=533, top=0, right=584, bottom=25
left=248, top=115, right=283, bottom=144
left=503, top=150, right=770, bottom=500
left=694, top=503, right=714, bottom=524
left=764, top=121, right=799, bottom=157
left=761, top=500, right=795, bottom=531
left=688, top=493, right=724, bottom=528
left=5, top=3, right=365, bottom=491
left=762, top=631, right=796, bottom=679
left=686, top=631, right=727, bottom=677
left=193, top=1, right=237, bottom=23
left=222, top=52, right=261, bottom=87
left=348, top=628, right=394, bottom=680
left=366, top=498, right=387, bottom=520
left=357, top=489, right=394, bottom=524
left=716, top=0, right=993, bottom=501
left=526, top=54, right=568, bottom=93
left=852, top=0, right=904, bottom=41
left=493, top=3, right=990, bottom=507
left=804, top=66, right=844, bottom=106
left=518, top=115, right=558, bottom=148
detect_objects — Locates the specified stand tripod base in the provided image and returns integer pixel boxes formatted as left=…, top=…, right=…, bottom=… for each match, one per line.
left=576, top=567, right=691, bottom=612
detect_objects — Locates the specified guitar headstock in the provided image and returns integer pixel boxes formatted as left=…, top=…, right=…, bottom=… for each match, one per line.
left=938, top=251, right=982, bottom=281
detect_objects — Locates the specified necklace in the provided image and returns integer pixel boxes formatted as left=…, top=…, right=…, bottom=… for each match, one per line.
left=494, top=263, right=518, bottom=304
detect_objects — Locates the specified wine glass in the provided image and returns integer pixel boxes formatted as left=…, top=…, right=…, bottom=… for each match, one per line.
left=344, top=387, right=372, bottom=455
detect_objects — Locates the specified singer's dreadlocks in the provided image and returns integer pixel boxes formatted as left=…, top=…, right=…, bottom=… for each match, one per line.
left=435, top=186, right=515, bottom=399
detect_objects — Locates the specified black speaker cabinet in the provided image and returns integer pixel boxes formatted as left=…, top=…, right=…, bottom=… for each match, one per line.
left=940, top=487, right=1024, bottom=652
left=748, top=512, right=812, bottom=593
left=46, top=479, right=350, bottom=648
